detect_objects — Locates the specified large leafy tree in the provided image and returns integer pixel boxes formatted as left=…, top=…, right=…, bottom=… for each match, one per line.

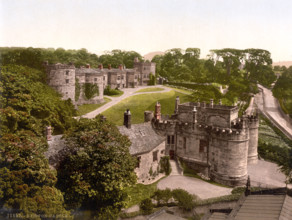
left=0, top=65, right=76, bottom=135
left=57, top=116, right=136, bottom=218
left=0, top=131, right=71, bottom=219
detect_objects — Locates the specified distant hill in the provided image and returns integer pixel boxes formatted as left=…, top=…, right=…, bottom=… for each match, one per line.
left=143, top=51, right=165, bottom=61
left=272, top=61, right=292, bottom=67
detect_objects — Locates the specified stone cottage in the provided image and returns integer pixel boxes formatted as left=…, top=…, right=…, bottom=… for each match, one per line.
left=118, top=110, right=165, bottom=183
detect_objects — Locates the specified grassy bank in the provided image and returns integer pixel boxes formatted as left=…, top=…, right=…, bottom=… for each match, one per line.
left=102, top=90, right=194, bottom=125
left=135, top=87, right=165, bottom=93
left=77, top=97, right=111, bottom=116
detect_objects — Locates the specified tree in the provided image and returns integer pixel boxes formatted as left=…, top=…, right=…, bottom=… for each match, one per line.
left=139, top=198, right=153, bottom=215
left=0, top=131, right=71, bottom=219
left=57, top=116, right=136, bottom=217
left=172, top=189, right=195, bottom=211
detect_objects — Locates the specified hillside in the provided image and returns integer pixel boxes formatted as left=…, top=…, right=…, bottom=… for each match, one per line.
left=273, top=61, right=292, bottom=67
left=144, top=51, right=165, bottom=61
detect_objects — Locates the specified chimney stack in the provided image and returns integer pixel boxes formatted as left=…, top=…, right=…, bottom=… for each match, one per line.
left=86, top=64, right=90, bottom=69
left=154, top=102, right=161, bottom=120
left=119, top=64, right=123, bottom=70
left=124, top=109, right=131, bottom=129
left=108, top=64, right=112, bottom=70
left=98, top=64, right=103, bottom=70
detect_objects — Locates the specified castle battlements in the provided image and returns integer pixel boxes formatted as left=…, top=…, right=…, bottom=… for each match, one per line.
left=149, top=96, right=258, bottom=187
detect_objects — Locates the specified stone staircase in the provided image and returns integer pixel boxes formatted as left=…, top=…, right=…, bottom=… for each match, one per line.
left=170, top=160, right=183, bottom=175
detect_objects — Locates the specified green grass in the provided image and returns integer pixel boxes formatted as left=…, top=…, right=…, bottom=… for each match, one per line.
left=76, top=97, right=111, bottom=116
left=135, top=87, right=165, bottom=93
left=107, top=90, right=124, bottom=97
left=102, top=90, right=194, bottom=125
left=124, top=181, right=159, bottom=208
left=165, top=85, right=193, bottom=95
left=258, top=115, right=290, bottom=148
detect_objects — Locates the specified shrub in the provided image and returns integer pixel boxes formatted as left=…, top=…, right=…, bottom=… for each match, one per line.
left=172, top=189, right=194, bottom=211
left=139, top=198, right=153, bottom=215
left=104, top=85, right=122, bottom=96
left=159, top=156, right=171, bottom=175
left=152, top=189, right=172, bottom=206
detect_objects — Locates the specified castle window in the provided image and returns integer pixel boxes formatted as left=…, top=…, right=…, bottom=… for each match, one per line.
left=118, top=76, right=121, bottom=80
left=167, top=136, right=170, bottom=144
left=136, top=156, right=141, bottom=168
left=66, top=70, right=69, bottom=75
left=199, top=140, right=208, bottom=153
left=94, top=78, right=97, bottom=82
left=183, top=137, right=187, bottom=149
left=103, top=76, right=105, bottom=80
left=121, top=75, right=124, bottom=80
left=214, top=164, right=218, bottom=172
left=66, top=79, right=69, bottom=83
left=135, top=75, right=138, bottom=79
left=167, top=135, right=174, bottom=145
left=144, top=67, right=146, bottom=70
left=171, top=136, right=175, bottom=144
left=161, top=150, right=164, bottom=154
left=153, top=150, right=158, bottom=162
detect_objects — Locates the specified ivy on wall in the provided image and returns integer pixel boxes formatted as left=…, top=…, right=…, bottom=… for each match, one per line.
left=75, top=78, right=81, bottom=101
left=83, top=83, right=99, bottom=100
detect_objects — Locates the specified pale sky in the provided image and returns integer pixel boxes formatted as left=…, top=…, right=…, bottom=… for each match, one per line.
left=1, top=0, right=292, bottom=62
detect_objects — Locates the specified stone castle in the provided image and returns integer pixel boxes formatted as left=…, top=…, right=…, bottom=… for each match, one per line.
left=151, top=98, right=259, bottom=186
left=119, top=97, right=259, bottom=186
left=44, top=58, right=155, bottom=105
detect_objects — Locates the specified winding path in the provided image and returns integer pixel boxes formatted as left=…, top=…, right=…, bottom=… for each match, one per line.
left=255, top=84, right=292, bottom=139
left=82, top=85, right=172, bottom=119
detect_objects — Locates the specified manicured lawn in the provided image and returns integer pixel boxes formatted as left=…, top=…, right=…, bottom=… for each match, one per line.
left=76, top=97, right=111, bottom=116
left=134, top=87, right=165, bottom=93
left=165, top=85, right=192, bottom=95
left=102, top=90, right=194, bottom=125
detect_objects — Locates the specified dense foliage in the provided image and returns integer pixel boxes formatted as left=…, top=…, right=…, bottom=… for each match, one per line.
left=0, top=64, right=76, bottom=218
left=159, top=156, right=171, bottom=175
left=273, top=66, right=292, bottom=116
left=0, top=131, right=71, bottom=219
left=0, top=47, right=143, bottom=70
left=154, top=48, right=275, bottom=87
left=172, top=189, right=195, bottom=211
left=139, top=198, right=154, bottom=215
left=57, top=116, right=136, bottom=217
left=0, top=65, right=76, bottom=135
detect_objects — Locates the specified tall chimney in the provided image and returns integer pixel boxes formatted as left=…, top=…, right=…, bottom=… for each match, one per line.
left=119, top=64, right=123, bottom=70
left=98, top=64, right=103, bottom=70
left=86, top=64, right=90, bottom=69
left=174, top=96, right=180, bottom=114
left=108, top=64, right=112, bottom=70
left=154, top=102, right=161, bottom=120
left=124, top=109, right=131, bottom=129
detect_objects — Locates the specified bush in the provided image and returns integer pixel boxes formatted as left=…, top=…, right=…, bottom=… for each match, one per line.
left=159, top=156, right=171, bottom=175
left=152, top=189, right=172, bottom=206
left=139, top=198, right=153, bottom=215
left=172, top=189, right=194, bottom=211
left=104, top=85, right=123, bottom=96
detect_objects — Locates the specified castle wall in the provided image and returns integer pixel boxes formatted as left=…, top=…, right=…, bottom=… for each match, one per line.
left=134, top=141, right=165, bottom=183
left=248, top=117, right=259, bottom=164
left=46, top=64, right=75, bottom=102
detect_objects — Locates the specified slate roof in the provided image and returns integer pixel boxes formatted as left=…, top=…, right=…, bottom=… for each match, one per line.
left=233, top=194, right=292, bottom=220
left=208, top=212, right=228, bottom=220
left=118, top=123, right=165, bottom=155
left=75, top=68, right=103, bottom=75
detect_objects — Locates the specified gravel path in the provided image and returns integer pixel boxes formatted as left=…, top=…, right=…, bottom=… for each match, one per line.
left=157, top=175, right=233, bottom=200
left=82, top=85, right=172, bottom=119
left=256, top=84, right=292, bottom=139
